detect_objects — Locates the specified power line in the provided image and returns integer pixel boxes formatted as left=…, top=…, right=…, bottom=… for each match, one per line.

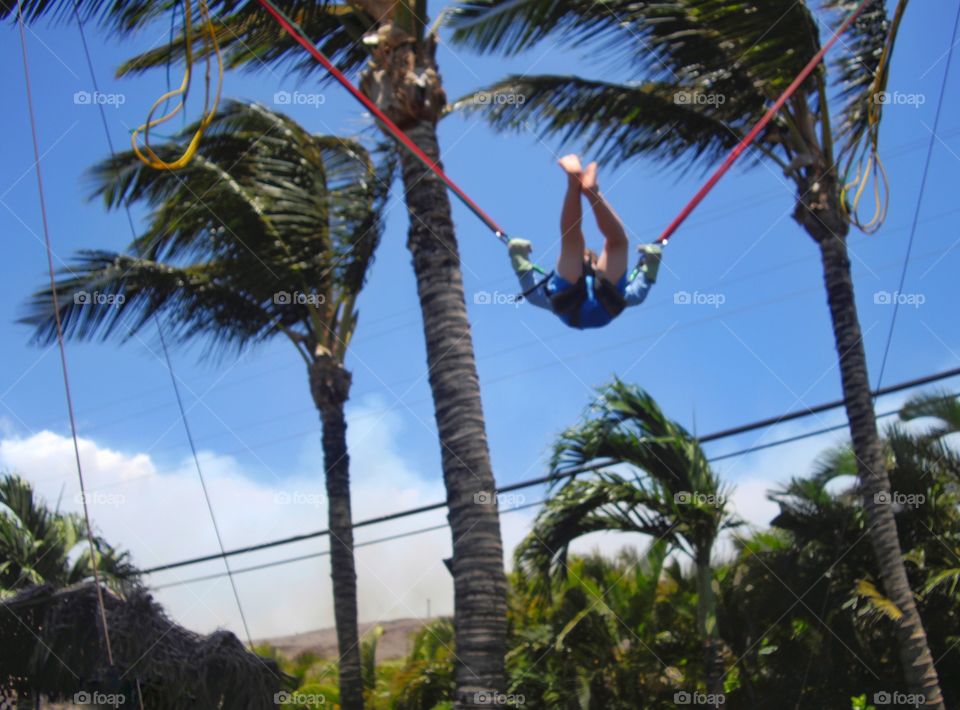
left=698, top=366, right=960, bottom=443
left=152, top=499, right=547, bottom=590
left=17, top=0, right=115, bottom=666
left=135, top=365, right=960, bottom=577
left=707, top=389, right=960, bottom=462
left=874, top=4, right=960, bottom=392
left=148, top=386, right=960, bottom=590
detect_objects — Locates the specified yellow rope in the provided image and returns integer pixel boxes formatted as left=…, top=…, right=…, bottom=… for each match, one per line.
left=841, top=0, right=907, bottom=234
left=131, top=0, right=223, bottom=170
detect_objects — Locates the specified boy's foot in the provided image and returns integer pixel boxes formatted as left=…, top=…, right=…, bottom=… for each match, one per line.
left=558, top=154, right=583, bottom=178
left=508, top=238, right=535, bottom=273
left=581, top=161, right=599, bottom=192
left=508, top=238, right=533, bottom=255
left=638, top=243, right=662, bottom=283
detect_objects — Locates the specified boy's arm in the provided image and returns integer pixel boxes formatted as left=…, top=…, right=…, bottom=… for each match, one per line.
left=518, top=268, right=553, bottom=310
left=624, top=244, right=662, bottom=307
left=623, top=270, right=652, bottom=306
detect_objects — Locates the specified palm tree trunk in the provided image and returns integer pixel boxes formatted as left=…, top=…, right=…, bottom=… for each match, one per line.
left=798, top=186, right=944, bottom=706
left=695, top=550, right=723, bottom=707
left=357, top=26, right=507, bottom=706
left=397, top=120, right=508, bottom=708
left=310, top=358, right=364, bottom=710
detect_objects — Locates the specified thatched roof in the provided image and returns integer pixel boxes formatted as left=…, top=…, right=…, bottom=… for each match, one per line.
left=0, top=583, right=292, bottom=709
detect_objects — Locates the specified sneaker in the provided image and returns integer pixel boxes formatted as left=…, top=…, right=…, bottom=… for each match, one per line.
left=638, top=243, right=662, bottom=283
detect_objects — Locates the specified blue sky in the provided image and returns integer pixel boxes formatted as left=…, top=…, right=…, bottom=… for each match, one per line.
left=1, top=2, right=958, bottom=634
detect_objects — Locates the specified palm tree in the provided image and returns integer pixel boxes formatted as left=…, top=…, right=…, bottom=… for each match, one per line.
left=21, top=101, right=387, bottom=709
left=722, top=395, right=960, bottom=706
left=517, top=380, right=736, bottom=702
left=27, top=4, right=512, bottom=701
left=0, top=473, right=137, bottom=595
left=444, top=0, right=943, bottom=703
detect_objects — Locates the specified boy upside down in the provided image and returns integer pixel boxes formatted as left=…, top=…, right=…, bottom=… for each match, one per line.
left=509, top=155, right=661, bottom=329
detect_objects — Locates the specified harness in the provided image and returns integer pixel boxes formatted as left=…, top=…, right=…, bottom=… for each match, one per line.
left=527, top=261, right=627, bottom=327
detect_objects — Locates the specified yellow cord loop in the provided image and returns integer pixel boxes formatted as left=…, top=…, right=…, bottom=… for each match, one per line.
left=131, top=0, right=224, bottom=170
left=841, top=0, right=907, bottom=234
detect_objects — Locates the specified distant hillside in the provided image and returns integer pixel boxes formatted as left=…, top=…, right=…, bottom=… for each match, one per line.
left=260, top=617, right=433, bottom=661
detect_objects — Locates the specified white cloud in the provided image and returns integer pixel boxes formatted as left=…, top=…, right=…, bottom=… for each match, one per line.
left=0, top=398, right=469, bottom=640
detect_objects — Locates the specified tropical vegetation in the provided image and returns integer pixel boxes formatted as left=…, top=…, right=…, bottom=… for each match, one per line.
left=2, top=0, right=951, bottom=707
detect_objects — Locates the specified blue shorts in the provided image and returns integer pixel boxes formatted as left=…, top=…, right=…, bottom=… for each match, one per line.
left=547, top=272, right=628, bottom=329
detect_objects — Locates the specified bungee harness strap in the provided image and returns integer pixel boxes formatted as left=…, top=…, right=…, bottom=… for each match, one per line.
left=255, top=0, right=874, bottom=262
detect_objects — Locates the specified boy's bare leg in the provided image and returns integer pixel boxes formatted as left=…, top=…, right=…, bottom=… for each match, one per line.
left=557, top=154, right=587, bottom=283
left=582, top=161, right=629, bottom=282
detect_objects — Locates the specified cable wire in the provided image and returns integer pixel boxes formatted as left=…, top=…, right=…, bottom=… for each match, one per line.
left=135, top=365, right=960, bottom=576
left=17, top=0, right=115, bottom=666
left=874, top=2, right=960, bottom=392
left=153, top=499, right=547, bottom=590
left=74, top=3, right=254, bottom=646
left=148, top=386, right=960, bottom=589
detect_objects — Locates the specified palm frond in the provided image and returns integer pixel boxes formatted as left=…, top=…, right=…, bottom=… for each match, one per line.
left=823, top=0, right=894, bottom=157
left=515, top=474, right=680, bottom=588
left=922, top=566, right=960, bottom=599
left=28, top=101, right=388, bottom=358
left=0, top=474, right=137, bottom=595
left=21, top=251, right=278, bottom=355
left=450, top=0, right=832, bottom=170
left=449, top=0, right=805, bottom=101
left=769, top=471, right=859, bottom=543
left=452, top=75, right=744, bottom=170
left=900, top=390, right=960, bottom=437
left=854, top=577, right=903, bottom=622
left=116, top=1, right=373, bottom=81
left=0, top=0, right=166, bottom=30
left=551, top=379, right=720, bottom=499
left=3, top=0, right=370, bottom=80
